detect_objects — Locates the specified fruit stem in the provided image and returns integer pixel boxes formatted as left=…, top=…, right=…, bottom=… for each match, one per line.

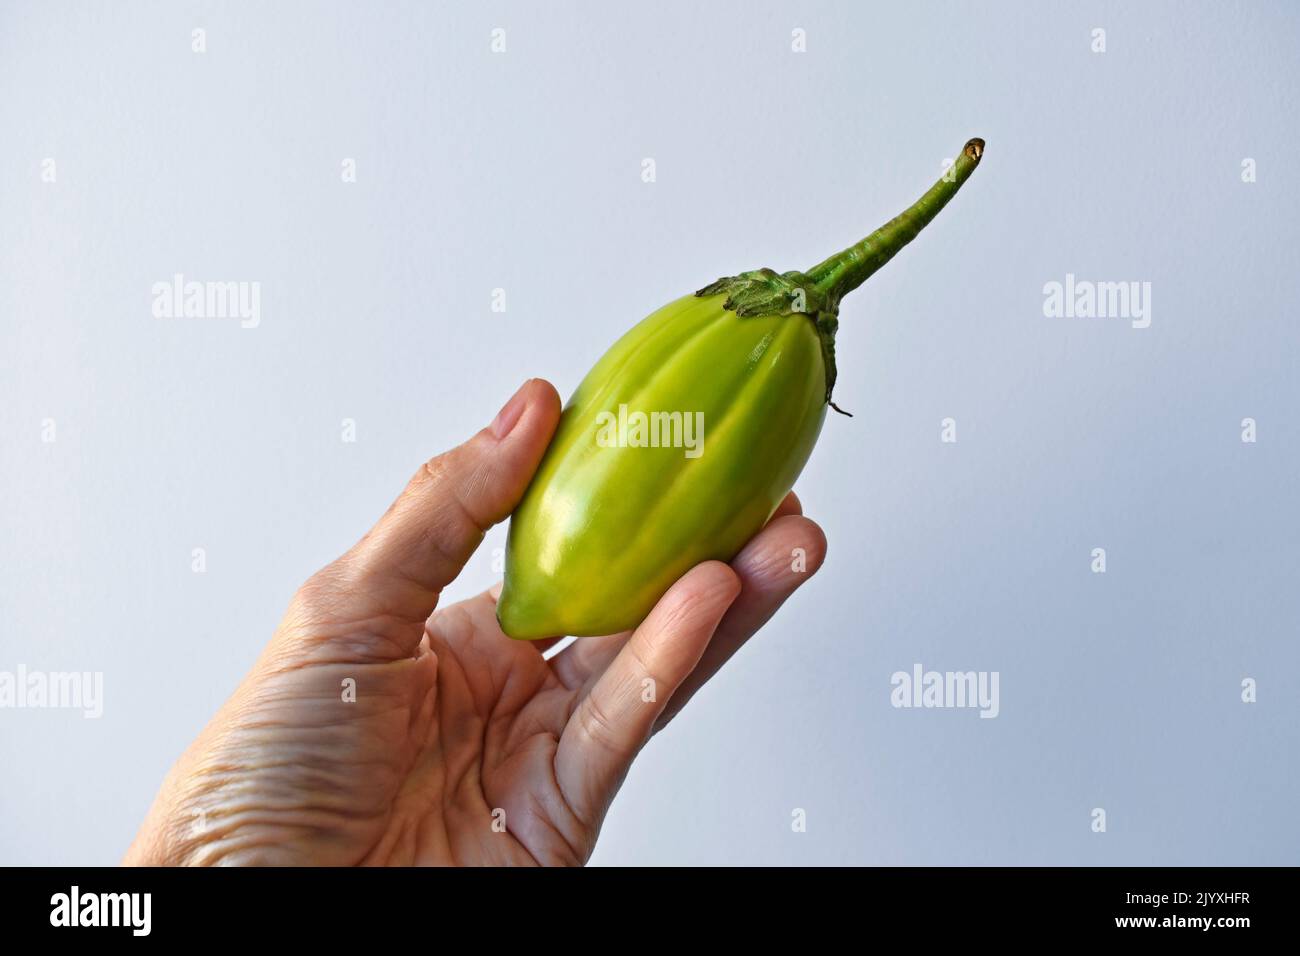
left=805, top=138, right=984, bottom=304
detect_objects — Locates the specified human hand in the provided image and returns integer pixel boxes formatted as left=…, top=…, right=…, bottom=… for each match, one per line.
left=125, top=379, right=826, bottom=865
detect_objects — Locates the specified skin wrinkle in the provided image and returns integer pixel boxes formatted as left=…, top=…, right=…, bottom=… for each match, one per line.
left=573, top=692, right=626, bottom=762
left=289, top=563, right=381, bottom=622
left=203, top=742, right=395, bottom=783
left=410, top=652, right=439, bottom=744
left=452, top=607, right=502, bottom=721
left=193, top=750, right=395, bottom=815
left=284, top=615, right=433, bottom=664
left=467, top=655, right=558, bottom=855
left=421, top=652, right=489, bottom=845
left=535, top=738, right=589, bottom=862
left=423, top=449, right=497, bottom=533
left=166, top=777, right=368, bottom=866
left=360, top=804, right=409, bottom=866
left=518, top=783, right=581, bottom=867
left=227, top=702, right=411, bottom=735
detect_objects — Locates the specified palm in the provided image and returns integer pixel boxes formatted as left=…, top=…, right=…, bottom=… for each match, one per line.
left=356, top=582, right=772, bottom=865
left=402, top=594, right=611, bottom=866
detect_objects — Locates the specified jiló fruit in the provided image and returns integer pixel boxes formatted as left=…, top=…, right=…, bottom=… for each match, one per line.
left=498, top=138, right=986, bottom=639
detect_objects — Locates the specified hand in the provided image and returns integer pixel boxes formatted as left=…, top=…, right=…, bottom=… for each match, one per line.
left=124, top=379, right=827, bottom=865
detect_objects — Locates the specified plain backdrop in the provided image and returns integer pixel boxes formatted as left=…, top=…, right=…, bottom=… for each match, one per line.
left=2, top=0, right=1298, bottom=865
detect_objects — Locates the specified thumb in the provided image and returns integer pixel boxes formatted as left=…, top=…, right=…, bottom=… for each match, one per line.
left=295, top=379, right=561, bottom=655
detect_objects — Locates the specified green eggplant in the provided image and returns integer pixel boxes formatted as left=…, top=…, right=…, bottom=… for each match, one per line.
left=498, top=138, right=985, bottom=639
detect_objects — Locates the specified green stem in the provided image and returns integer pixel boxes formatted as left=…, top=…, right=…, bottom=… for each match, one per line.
left=805, top=138, right=984, bottom=304
left=695, top=137, right=986, bottom=413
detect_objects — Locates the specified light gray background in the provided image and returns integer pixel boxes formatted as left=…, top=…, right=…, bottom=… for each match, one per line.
left=2, top=1, right=1297, bottom=865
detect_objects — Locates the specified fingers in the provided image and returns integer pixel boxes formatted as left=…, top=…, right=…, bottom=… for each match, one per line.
left=770, top=490, right=803, bottom=521
left=289, top=380, right=561, bottom=658
left=554, top=561, right=740, bottom=825
left=654, top=514, right=826, bottom=732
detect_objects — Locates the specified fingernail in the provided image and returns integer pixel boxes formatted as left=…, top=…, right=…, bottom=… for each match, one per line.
left=490, top=380, right=532, bottom=439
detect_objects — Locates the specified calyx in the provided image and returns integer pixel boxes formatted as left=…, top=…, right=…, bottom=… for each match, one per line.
left=696, top=270, right=849, bottom=416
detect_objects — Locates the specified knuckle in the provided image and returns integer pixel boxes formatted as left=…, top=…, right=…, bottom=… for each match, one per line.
left=577, top=694, right=625, bottom=754
left=420, top=451, right=453, bottom=487
left=418, top=451, right=487, bottom=537
left=622, top=642, right=655, bottom=683
left=287, top=559, right=365, bottom=625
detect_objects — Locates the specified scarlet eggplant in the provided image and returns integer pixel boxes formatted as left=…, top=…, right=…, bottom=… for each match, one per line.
left=498, top=139, right=985, bottom=639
